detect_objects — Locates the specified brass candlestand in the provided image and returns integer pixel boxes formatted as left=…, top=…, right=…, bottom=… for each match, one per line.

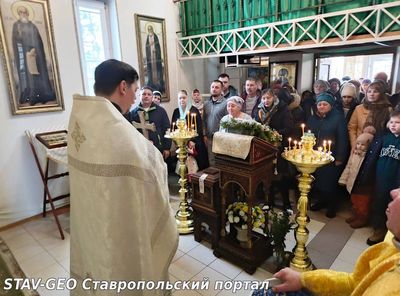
left=282, top=131, right=334, bottom=271
left=165, top=118, right=197, bottom=234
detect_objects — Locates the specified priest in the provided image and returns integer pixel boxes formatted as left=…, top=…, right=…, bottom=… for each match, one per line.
left=67, top=59, right=178, bottom=296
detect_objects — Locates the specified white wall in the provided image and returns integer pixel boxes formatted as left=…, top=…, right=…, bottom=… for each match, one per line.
left=0, top=0, right=82, bottom=227
left=0, top=0, right=215, bottom=227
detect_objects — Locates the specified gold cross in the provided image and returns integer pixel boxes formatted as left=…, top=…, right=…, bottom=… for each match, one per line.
left=71, top=121, right=86, bottom=151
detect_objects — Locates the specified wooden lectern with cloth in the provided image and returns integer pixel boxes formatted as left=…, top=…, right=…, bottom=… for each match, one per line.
left=211, top=131, right=278, bottom=274
left=25, top=128, right=69, bottom=240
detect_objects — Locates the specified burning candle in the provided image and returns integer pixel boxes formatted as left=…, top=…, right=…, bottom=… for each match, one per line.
left=294, top=140, right=298, bottom=151
left=323, top=140, right=327, bottom=153
left=328, top=140, right=332, bottom=153
left=301, top=124, right=305, bottom=136
left=288, top=137, right=292, bottom=150
left=298, top=141, right=302, bottom=150
left=172, top=122, right=176, bottom=132
left=186, top=111, right=190, bottom=128
left=191, top=113, right=196, bottom=131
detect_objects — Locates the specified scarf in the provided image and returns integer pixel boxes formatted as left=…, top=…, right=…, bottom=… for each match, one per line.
left=192, top=101, right=203, bottom=111
left=178, top=99, right=192, bottom=120
left=258, top=98, right=280, bottom=125
left=363, top=97, right=392, bottom=135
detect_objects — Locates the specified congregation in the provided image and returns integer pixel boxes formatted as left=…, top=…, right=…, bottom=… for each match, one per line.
left=134, top=71, right=400, bottom=247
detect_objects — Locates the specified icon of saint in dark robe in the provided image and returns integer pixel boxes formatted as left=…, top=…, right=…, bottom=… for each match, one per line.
left=12, top=5, right=55, bottom=105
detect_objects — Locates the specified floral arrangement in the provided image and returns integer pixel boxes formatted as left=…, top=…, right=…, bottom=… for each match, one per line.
left=226, top=201, right=296, bottom=264
left=220, top=118, right=282, bottom=145
left=265, top=206, right=296, bottom=264
left=225, top=202, right=266, bottom=231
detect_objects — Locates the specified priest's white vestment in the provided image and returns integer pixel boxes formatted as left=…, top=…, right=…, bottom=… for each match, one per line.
left=68, top=95, right=178, bottom=296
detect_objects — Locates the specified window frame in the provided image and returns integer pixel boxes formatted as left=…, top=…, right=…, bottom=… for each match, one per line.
left=74, top=0, right=113, bottom=95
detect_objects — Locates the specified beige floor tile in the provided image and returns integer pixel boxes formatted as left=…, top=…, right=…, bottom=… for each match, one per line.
left=12, top=240, right=46, bottom=262
left=4, top=232, right=36, bottom=251
left=36, top=232, right=70, bottom=251
left=34, top=263, right=69, bottom=281
left=336, top=244, right=364, bottom=266
left=284, top=229, right=296, bottom=242
left=345, top=232, right=370, bottom=252
left=191, top=267, right=230, bottom=296
left=187, top=244, right=217, bottom=265
left=352, top=227, right=374, bottom=239
left=0, top=225, right=27, bottom=240
left=209, top=258, right=242, bottom=280
left=59, top=258, right=69, bottom=273
left=23, top=218, right=58, bottom=232
left=307, top=219, right=325, bottom=235
left=178, top=234, right=199, bottom=253
left=26, top=226, right=62, bottom=241
left=19, top=251, right=57, bottom=278
left=173, top=249, right=185, bottom=263
left=284, top=239, right=296, bottom=252
left=308, top=210, right=331, bottom=224
left=47, top=242, right=70, bottom=263
left=169, top=273, right=179, bottom=284
left=169, top=254, right=206, bottom=280
left=330, top=257, right=354, bottom=273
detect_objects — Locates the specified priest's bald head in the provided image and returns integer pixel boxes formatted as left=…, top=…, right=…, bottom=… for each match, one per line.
left=94, top=59, right=139, bottom=113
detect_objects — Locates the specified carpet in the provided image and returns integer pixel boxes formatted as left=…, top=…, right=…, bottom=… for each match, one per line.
left=0, top=237, right=40, bottom=296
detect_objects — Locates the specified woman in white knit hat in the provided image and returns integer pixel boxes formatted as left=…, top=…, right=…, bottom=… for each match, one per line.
left=340, top=83, right=359, bottom=122
left=219, top=96, right=252, bottom=131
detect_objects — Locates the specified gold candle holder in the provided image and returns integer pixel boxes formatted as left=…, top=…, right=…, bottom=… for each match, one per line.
left=282, top=130, right=334, bottom=271
left=165, top=119, right=198, bottom=234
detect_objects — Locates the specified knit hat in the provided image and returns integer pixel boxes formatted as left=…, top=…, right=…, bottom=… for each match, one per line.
left=153, top=90, right=162, bottom=97
left=328, top=78, right=340, bottom=86
left=341, top=83, right=357, bottom=99
left=227, top=96, right=244, bottom=107
left=342, top=76, right=351, bottom=82
left=362, top=78, right=371, bottom=85
left=314, top=80, right=330, bottom=91
left=316, top=92, right=335, bottom=106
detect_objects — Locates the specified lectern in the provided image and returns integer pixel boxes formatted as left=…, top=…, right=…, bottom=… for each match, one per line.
left=212, top=132, right=278, bottom=274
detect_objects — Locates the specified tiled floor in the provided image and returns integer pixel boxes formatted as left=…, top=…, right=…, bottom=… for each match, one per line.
left=0, top=196, right=373, bottom=296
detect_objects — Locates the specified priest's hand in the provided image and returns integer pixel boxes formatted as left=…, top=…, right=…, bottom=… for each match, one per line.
left=272, top=268, right=302, bottom=293
left=163, top=150, right=170, bottom=159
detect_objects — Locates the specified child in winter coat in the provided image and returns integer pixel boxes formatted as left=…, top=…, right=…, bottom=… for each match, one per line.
left=176, top=141, right=199, bottom=175
left=339, top=125, right=375, bottom=228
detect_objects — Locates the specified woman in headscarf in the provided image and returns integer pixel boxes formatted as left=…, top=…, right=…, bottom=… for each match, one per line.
left=255, top=88, right=294, bottom=209
left=219, top=96, right=252, bottom=132
left=171, top=90, right=209, bottom=170
left=339, top=83, right=359, bottom=123
left=348, top=81, right=392, bottom=150
left=307, top=92, right=349, bottom=218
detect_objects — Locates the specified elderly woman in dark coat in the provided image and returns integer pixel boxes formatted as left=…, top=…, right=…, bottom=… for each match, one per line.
left=307, top=92, right=349, bottom=218
left=255, top=88, right=294, bottom=209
